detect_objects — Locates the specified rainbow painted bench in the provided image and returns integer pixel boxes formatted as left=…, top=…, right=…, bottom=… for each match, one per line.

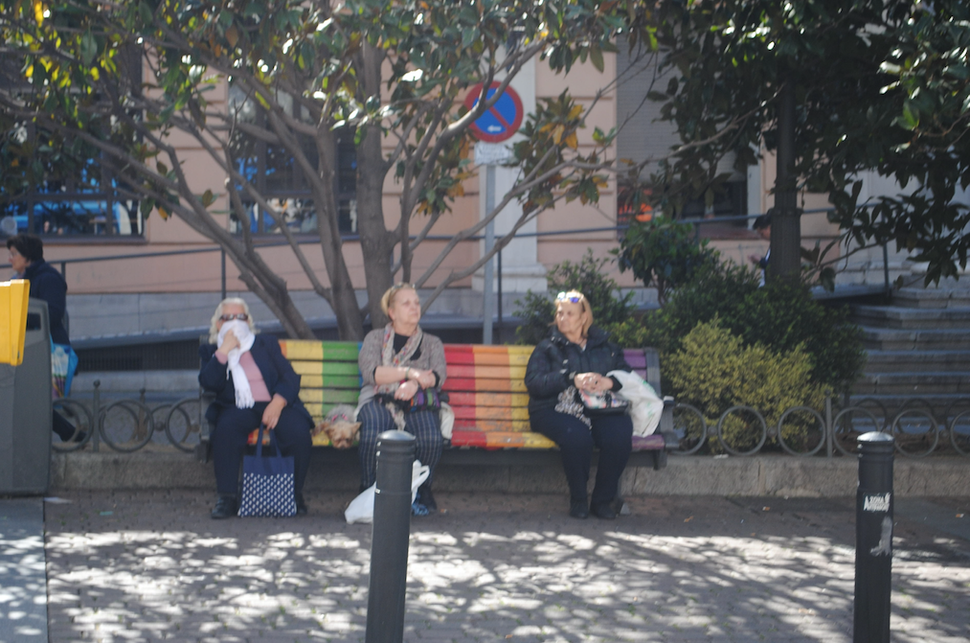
left=441, top=344, right=675, bottom=470
left=234, top=340, right=676, bottom=469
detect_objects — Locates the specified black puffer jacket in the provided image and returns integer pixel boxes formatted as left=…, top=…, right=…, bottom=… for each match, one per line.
left=525, top=326, right=632, bottom=413
left=23, top=260, right=69, bottom=345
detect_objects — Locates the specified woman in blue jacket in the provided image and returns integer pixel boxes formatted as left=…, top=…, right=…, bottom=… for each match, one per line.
left=199, top=298, right=313, bottom=519
left=524, top=290, right=634, bottom=520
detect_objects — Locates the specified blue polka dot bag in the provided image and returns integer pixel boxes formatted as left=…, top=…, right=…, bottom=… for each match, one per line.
left=238, top=425, right=297, bottom=518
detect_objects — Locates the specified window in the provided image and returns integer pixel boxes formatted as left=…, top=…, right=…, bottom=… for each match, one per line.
left=227, top=87, right=357, bottom=236
left=680, top=179, right=748, bottom=224
left=0, top=46, right=144, bottom=238
left=0, top=159, right=143, bottom=237
left=615, top=38, right=751, bottom=231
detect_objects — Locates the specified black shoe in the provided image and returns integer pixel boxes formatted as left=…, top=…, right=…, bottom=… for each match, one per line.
left=569, top=498, right=590, bottom=519
left=418, top=487, right=437, bottom=514
left=295, top=493, right=308, bottom=516
left=71, top=430, right=88, bottom=443
left=591, top=502, right=617, bottom=520
left=211, top=495, right=237, bottom=519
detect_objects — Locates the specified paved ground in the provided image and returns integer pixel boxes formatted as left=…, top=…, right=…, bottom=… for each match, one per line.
left=30, top=490, right=970, bottom=643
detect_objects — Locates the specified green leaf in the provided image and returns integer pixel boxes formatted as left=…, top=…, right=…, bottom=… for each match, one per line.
left=80, top=32, right=98, bottom=67
left=589, top=46, right=604, bottom=73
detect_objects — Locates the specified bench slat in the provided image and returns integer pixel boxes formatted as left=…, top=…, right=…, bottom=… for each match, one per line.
left=291, top=361, right=360, bottom=376
left=623, top=349, right=647, bottom=369
left=443, top=351, right=530, bottom=366
left=446, top=364, right=526, bottom=379
left=446, top=392, right=529, bottom=408
left=451, top=406, right=529, bottom=421
left=299, top=389, right=360, bottom=404
left=452, top=430, right=553, bottom=450
left=442, top=378, right=527, bottom=393
left=280, top=340, right=361, bottom=361
left=454, top=418, right=530, bottom=432
left=300, top=374, right=361, bottom=389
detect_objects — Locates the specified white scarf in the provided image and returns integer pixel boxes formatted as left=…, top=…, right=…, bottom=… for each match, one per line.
left=217, top=320, right=256, bottom=409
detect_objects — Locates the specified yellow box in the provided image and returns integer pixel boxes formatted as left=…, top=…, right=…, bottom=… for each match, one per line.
left=0, top=280, right=30, bottom=366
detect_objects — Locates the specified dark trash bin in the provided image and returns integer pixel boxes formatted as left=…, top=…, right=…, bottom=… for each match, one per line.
left=0, top=299, right=52, bottom=494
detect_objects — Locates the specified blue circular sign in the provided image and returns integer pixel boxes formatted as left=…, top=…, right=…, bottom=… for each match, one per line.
left=464, top=82, right=524, bottom=143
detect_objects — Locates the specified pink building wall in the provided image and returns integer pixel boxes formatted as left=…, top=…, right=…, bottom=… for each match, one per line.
left=24, top=52, right=841, bottom=298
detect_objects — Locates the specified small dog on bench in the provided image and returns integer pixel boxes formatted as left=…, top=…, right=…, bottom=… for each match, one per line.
left=313, top=404, right=361, bottom=449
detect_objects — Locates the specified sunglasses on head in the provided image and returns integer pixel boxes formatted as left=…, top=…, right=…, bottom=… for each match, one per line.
left=556, top=292, right=583, bottom=303
left=219, top=313, right=249, bottom=322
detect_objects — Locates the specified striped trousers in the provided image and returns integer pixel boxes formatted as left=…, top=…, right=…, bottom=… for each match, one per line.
left=357, top=400, right=443, bottom=490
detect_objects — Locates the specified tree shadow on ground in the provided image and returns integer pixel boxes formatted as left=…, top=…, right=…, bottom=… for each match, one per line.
left=43, top=490, right=970, bottom=642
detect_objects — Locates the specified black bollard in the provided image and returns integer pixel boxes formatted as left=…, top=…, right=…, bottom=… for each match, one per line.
left=854, top=431, right=894, bottom=643
left=365, top=430, right=416, bottom=643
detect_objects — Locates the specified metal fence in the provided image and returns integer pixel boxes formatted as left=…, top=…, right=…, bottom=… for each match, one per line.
left=53, top=381, right=203, bottom=454
left=52, top=383, right=970, bottom=459
left=672, top=396, right=970, bottom=458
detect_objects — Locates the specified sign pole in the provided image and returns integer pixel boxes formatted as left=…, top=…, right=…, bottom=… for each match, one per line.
left=465, top=82, right=523, bottom=346
left=483, top=165, right=495, bottom=345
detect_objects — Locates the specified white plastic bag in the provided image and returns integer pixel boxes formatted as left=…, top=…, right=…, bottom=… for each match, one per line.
left=609, top=370, right=664, bottom=436
left=344, top=460, right=431, bottom=524
left=344, top=485, right=375, bottom=524
left=439, top=402, right=455, bottom=440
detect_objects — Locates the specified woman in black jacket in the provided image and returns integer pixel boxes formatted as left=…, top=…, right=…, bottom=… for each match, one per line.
left=524, top=290, right=634, bottom=520
left=6, top=233, right=81, bottom=442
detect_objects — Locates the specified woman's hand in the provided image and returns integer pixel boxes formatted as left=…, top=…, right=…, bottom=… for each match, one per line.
left=408, top=368, right=436, bottom=389
left=262, top=395, right=287, bottom=429
left=394, top=378, right=420, bottom=401
left=575, top=372, right=612, bottom=394
left=216, top=329, right=240, bottom=357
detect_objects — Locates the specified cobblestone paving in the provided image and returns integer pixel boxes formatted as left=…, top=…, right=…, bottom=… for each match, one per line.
left=44, top=491, right=970, bottom=642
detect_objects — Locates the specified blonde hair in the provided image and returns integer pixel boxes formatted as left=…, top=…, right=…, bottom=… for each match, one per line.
left=555, top=290, right=593, bottom=336
left=380, top=283, right=418, bottom=316
left=208, top=297, right=257, bottom=343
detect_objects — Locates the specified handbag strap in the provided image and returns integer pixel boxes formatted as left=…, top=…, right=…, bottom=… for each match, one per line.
left=254, top=424, right=283, bottom=459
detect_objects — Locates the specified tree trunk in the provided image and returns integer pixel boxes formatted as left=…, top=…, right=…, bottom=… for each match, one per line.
left=311, top=132, right=366, bottom=342
left=769, top=78, right=801, bottom=283
left=221, top=237, right=317, bottom=339
left=356, top=41, right=395, bottom=329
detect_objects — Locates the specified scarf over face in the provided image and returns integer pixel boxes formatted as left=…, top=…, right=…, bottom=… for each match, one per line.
left=217, top=320, right=257, bottom=409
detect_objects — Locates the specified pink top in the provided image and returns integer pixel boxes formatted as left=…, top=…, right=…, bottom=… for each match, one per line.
left=215, top=351, right=272, bottom=402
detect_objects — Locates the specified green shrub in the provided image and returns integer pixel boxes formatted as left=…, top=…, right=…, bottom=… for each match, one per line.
left=613, top=216, right=719, bottom=305
left=649, top=262, right=865, bottom=395
left=666, top=320, right=826, bottom=453
left=514, top=249, right=636, bottom=345
left=603, top=314, right=656, bottom=349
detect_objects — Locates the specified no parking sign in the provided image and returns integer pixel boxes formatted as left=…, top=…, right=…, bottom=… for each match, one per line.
left=464, top=82, right=523, bottom=143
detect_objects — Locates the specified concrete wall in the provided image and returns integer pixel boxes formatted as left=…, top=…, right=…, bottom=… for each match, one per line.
left=50, top=451, right=970, bottom=498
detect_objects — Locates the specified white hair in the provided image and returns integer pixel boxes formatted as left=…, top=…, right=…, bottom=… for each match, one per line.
left=208, top=297, right=257, bottom=343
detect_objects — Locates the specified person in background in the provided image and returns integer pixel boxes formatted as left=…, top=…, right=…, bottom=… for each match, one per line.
left=356, top=283, right=447, bottom=516
left=748, top=214, right=771, bottom=286
left=524, top=290, right=635, bottom=520
left=6, top=233, right=83, bottom=442
left=199, top=298, right=314, bottom=519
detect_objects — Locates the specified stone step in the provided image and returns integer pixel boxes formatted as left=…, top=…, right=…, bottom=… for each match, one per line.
left=851, top=305, right=970, bottom=330
left=863, top=350, right=970, bottom=373
left=853, top=371, right=970, bottom=396
left=859, top=326, right=970, bottom=351
left=892, top=287, right=970, bottom=309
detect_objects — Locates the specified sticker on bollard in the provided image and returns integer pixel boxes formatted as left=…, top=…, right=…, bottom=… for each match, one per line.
left=863, top=493, right=891, bottom=512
